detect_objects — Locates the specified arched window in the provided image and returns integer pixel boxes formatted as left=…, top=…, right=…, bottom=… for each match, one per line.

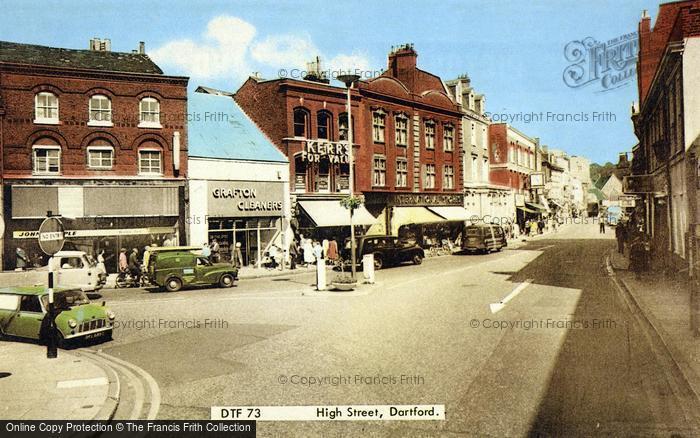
left=139, top=97, right=161, bottom=127
left=138, top=141, right=162, bottom=175
left=86, top=139, right=114, bottom=169
left=35, top=92, right=59, bottom=123
left=89, top=95, right=112, bottom=125
left=338, top=113, right=355, bottom=142
left=294, top=153, right=307, bottom=192
left=32, top=137, right=61, bottom=174
left=293, top=108, right=309, bottom=138
left=317, top=111, right=332, bottom=140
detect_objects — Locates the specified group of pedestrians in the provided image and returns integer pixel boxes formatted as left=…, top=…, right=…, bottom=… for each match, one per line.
left=287, top=235, right=339, bottom=269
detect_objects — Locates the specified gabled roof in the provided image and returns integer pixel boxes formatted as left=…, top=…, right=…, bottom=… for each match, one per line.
left=0, top=40, right=163, bottom=74
left=188, top=87, right=287, bottom=163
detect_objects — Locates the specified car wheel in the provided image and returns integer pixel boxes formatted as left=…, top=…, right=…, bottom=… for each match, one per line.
left=373, top=255, right=383, bottom=270
left=219, top=273, right=235, bottom=288
left=165, top=277, right=182, bottom=292
left=412, top=254, right=423, bottom=265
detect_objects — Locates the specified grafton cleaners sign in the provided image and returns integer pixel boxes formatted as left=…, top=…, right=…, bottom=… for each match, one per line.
left=302, top=140, right=350, bottom=163
left=208, top=181, right=284, bottom=217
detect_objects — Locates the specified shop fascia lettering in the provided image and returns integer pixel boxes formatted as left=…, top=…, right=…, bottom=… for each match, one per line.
left=301, top=140, right=350, bottom=163
left=212, top=187, right=283, bottom=212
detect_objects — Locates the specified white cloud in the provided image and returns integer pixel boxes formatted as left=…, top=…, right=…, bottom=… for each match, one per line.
left=150, top=16, right=256, bottom=80
left=251, top=34, right=318, bottom=69
left=150, top=15, right=375, bottom=83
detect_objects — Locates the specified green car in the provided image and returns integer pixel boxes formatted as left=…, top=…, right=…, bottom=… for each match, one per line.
left=0, top=286, right=115, bottom=346
left=147, top=249, right=238, bottom=292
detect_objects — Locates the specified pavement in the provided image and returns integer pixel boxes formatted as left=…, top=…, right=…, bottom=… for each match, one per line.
left=0, top=342, right=117, bottom=420
left=609, top=249, right=700, bottom=414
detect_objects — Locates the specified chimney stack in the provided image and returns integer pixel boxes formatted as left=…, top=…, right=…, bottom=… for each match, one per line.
left=387, top=43, right=417, bottom=77
left=89, top=38, right=111, bottom=52
left=138, top=41, right=145, bottom=54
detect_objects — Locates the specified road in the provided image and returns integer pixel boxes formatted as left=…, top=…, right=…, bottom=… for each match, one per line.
left=85, top=223, right=700, bottom=436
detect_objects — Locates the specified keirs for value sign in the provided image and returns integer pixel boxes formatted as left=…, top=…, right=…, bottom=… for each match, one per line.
left=207, top=181, right=285, bottom=217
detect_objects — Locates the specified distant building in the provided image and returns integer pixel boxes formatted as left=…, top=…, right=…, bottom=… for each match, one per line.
left=446, top=75, right=512, bottom=224
left=489, top=123, right=544, bottom=225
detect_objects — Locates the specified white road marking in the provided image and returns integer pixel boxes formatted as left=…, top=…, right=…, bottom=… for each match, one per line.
left=490, top=279, right=533, bottom=314
left=56, top=377, right=108, bottom=389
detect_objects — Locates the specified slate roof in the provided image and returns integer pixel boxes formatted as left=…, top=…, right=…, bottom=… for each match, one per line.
left=0, top=40, right=163, bottom=74
left=188, top=87, right=287, bottom=163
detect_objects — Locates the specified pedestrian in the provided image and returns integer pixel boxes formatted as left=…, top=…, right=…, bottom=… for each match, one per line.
left=210, top=238, right=220, bottom=263
left=202, top=242, right=211, bottom=259
left=15, top=247, right=28, bottom=271
left=615, top=223, right=627, bottom=254
left=530, top=220, right=538, bottom=236
left=524, top=220, right=530, bottom=237
left=96, top=250, right=106, bottom=276
left=118, top=248, right=128, bottom=273
left=303, top=238, right=314, bottom=266
left=322, top=239, right=329, bottom=260
left=313, top=240, right=323, bottom=263
left=232, top=242, right=244, bottom=268
left=268, top=245, right=278, bottom=270
left=327, top=238, right=339, bottom=264
left=599, top=213, right=606, bottom=234
left=288, top=239, right=298, bottom=270
left=538, top=219, right=544, bottom=234
left=128, top=248, right=140, bottom=282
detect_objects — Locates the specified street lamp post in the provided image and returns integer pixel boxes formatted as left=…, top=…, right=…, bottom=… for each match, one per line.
left=337, top=74, right=361, bottom=280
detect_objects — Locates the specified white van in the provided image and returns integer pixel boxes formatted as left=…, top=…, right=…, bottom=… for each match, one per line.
left=47, top=251, right=105, bottom=292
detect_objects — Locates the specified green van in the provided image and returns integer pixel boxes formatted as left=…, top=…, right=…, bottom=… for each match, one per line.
left=147, top=249, right=238, bottom=292
left=0, top=286, right=115, bottom=346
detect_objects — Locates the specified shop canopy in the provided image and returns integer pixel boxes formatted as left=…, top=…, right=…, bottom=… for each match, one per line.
left=517, top=205, right=539, bottom=214
left=298, top=200, right=378, bottom=227
left=393, top=207, right=445, bottom=225
left=539, top=197, right=552, bottom=213
left=525, top=202, right=548, bottom=213
left=427, top=206, right=473, bottom=221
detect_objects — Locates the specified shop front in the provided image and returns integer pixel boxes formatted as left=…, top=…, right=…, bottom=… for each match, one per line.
left=189, top=175, right=290, bottom=269
left=3, top=183, right=184, bottom=272
left=365, top=192, right=468, bottom=249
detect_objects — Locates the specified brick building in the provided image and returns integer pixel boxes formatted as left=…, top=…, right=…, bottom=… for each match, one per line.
left=628, top=1, right=700, bottom=273
left=235, top=45, right=467, bottom=244
left=489, top=123, right=544, bottom=226
left=0, top=39, right=189, bottom=271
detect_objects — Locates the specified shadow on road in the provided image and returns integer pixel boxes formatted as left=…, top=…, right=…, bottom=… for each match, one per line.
left=497, top=238, right=697, bottom=436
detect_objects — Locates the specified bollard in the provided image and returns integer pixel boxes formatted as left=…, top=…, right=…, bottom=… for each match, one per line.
left=316, top=257, right=326, bottom=291
left=362, top=254, right=375, bottom=284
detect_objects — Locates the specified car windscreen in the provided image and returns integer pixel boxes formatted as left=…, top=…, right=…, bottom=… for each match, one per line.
left=41, top=290, right=90, bottom=310
left=465, top=228, right=482, bottom=236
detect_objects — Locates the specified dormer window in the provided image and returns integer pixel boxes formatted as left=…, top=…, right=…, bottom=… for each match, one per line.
left=34, top=92, right=59, bottom=124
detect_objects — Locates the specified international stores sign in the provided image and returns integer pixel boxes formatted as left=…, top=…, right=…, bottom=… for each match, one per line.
left=208, top=181, right=285, bottom=217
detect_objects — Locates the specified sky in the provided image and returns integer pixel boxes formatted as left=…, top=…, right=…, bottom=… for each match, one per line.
left=1, top=0, right=664, bottom=164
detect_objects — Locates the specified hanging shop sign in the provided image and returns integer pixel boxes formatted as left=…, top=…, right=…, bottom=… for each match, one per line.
left=208, top=181, right=285, bottom=217
left=301, top=140, right=350, bottom=163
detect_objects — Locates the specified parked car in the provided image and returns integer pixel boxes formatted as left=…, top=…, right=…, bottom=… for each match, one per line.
left=461, top=224, right=507, bottom=253
left=47, top=251, right=105, bottom=292
left=342, top=235, right=424, bottom=270
left=0, top=286, right=115, bottom=346
left=147, top=249, right=238, bottom=292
